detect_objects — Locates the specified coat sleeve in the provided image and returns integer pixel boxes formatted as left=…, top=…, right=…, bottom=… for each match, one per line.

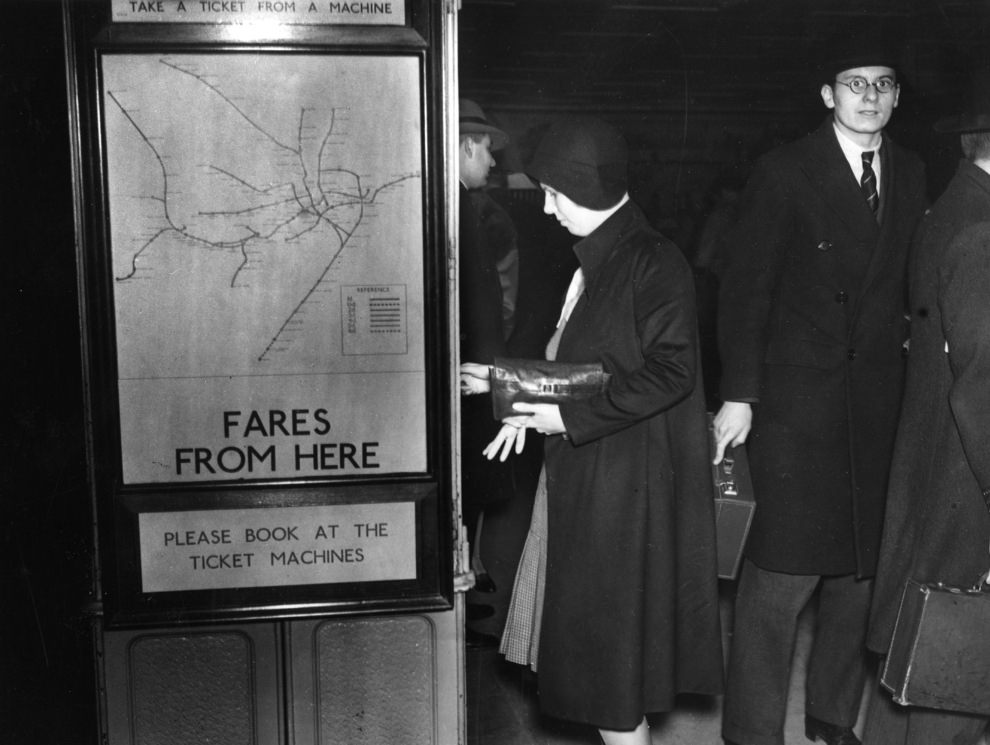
left=560, top=244, right=698, bottom=446
left=942, top=222, right=990, bottom=499
left=717, top=155, right=793, bottom=402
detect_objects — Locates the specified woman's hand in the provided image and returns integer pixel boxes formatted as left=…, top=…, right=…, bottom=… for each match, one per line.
left=460, top=362, right=491, bottom=396
left=511, top=403, right=565, bottom=435
left=482, top=403, right=565, bottom=461
left=712, top=401, right=752, bottom=464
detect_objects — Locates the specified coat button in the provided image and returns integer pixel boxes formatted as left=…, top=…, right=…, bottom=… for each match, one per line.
left=835, top=291, right=849, bottom=304
left=817, top=240, right=832, bottom=251
left=847, top=348, right=857, bottom=360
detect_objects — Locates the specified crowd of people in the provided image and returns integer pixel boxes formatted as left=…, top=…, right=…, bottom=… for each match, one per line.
left=455, top=31, right=990, bottom=745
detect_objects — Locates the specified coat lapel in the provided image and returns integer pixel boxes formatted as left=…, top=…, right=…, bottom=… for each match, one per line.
left=799, top=120, right=880, bottom=243
left=856, top=142, right=899, bottom=303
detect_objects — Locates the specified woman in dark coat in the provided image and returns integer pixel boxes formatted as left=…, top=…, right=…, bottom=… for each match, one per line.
left=467, top=118, right=723, bottom=744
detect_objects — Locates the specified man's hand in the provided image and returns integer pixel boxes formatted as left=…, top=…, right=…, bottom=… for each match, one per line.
left=713, top=401, right=752, bottom=464
left=459, top=362, right=491, bottom=396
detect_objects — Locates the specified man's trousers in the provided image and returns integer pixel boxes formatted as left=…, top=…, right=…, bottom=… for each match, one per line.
left=721, top=559, right=873, bottom=745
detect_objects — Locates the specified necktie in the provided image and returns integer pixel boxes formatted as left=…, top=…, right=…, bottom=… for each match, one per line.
left=861, top=151, right=879, bottom=213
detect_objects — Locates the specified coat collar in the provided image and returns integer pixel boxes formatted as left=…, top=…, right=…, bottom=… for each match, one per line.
left=571, top=200, right=641, bottom=286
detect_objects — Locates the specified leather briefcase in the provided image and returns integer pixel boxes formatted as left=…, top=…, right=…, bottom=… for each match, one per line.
left=490, top=357, right=610, bottom=421
left=881, top=576, right=990, bottom=715
left=708, top=414, right=755, bottom=580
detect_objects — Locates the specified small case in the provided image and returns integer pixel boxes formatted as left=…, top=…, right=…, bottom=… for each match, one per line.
left=708, top=414, right=756, bottom=580
left=881, top=577, right=990, bottom=715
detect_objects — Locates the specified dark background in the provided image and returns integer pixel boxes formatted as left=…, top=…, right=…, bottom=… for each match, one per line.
left=3, top=0, right=988, bottom=742
left=3, top=2, right=94, bottom=743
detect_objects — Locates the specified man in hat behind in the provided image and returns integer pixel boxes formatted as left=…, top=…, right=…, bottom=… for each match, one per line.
left=861, top=74, right=990, bottom=745
left=712, top=33, right=928, bottom=745
left=457, top=99, right=511, bottom=628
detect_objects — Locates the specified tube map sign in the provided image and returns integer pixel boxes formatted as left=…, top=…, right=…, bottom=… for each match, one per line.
left=102, top=54, right=426, bottom=484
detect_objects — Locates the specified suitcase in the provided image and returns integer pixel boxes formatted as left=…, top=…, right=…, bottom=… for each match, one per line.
left=708, top=415, right=755, bottom=580
left=881, top=578, right=990, bottom=715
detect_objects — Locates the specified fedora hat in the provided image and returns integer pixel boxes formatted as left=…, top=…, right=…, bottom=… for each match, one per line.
left=935, top=69, right=990, bottom=133
left=459, top=99, right=508, bottom=151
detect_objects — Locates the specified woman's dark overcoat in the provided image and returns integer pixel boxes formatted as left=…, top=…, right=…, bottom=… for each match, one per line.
left=537, top=202, right=723, bottom=730
left=868, top=160, right=990, bottom=653
left=718, top=119, right=928, bottom=577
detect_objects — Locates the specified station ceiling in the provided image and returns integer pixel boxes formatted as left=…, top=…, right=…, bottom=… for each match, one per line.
left=457, top=0, right=990, bottom=115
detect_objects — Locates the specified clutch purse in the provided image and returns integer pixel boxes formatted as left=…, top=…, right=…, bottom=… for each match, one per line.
left=490, top=357, right=610, bottom=420
left=881, top=572, right=990, bottom=715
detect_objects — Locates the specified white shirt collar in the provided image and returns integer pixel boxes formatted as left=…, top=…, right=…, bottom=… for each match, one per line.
left=833, top=124, right=883, bottom=195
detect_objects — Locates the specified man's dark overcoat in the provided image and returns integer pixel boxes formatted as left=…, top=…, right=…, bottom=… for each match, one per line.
left=868, top=160, right=990, bottom=653
left=459, top=184, right=509, bottom=513
left=719, top=118, right=927, bottom=577
left=537, top=202, right=723, bottom=730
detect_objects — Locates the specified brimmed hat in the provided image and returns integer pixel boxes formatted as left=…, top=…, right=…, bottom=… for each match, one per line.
left=819, top=26, right=900, bottom=83
left=935, top=70, right=990, bottom=133
left=527, top=118, right=628, bottom=210
left=460, top=99, right=508, bottom=151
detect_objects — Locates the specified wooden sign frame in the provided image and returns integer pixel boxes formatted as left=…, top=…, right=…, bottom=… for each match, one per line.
left=64, top=0, right=454, bottom=626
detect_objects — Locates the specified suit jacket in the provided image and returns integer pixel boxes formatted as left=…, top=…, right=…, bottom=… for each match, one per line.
left=537, top=202, right=723, bottom=729
left=868, top=160, right=990, bottom=652
left=718, top=118, right=927, bottom=576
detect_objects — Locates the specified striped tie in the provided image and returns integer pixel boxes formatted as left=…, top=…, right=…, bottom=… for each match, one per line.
left=861, top=151, right=878, bottom=213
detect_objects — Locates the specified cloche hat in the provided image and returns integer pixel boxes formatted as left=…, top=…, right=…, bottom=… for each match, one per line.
left=527, top=117, right=628, bottom=210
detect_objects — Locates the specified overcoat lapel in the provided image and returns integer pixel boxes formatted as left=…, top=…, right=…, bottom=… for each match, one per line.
left=857, top=143, right=898, bottom=293
left=850, top=141, right=906, bottom=321
left=800, top=122, right=880, bottom=242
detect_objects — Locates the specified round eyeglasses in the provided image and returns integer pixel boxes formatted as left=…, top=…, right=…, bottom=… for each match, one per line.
left=835, top=77, right=897, bottom=95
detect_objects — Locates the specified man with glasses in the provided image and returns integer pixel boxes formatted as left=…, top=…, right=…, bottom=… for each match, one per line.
left=712, top=36, right=928, bottom=745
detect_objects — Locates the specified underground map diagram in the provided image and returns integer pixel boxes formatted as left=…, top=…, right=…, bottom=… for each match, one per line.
left=103, top=54, right=425, bottom=380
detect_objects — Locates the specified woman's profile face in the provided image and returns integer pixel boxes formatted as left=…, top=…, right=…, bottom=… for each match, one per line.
left=541, top=184, right=597, bottom=236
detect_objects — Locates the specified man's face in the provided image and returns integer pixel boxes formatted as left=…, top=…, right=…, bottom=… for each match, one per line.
left=821, top=66, right=899, bottom=144
left=460, top=134, right=495, bottom=189
left=542, top=184, right=598, bottom=237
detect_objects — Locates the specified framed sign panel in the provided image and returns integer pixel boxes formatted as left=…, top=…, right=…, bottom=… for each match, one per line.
left=64, top=0, right=453, bottom=626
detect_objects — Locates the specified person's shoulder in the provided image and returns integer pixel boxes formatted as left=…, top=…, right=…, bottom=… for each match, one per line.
left=947, top=220, right=990, bottom=253
left=939, top=220, right=990, bottom=280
